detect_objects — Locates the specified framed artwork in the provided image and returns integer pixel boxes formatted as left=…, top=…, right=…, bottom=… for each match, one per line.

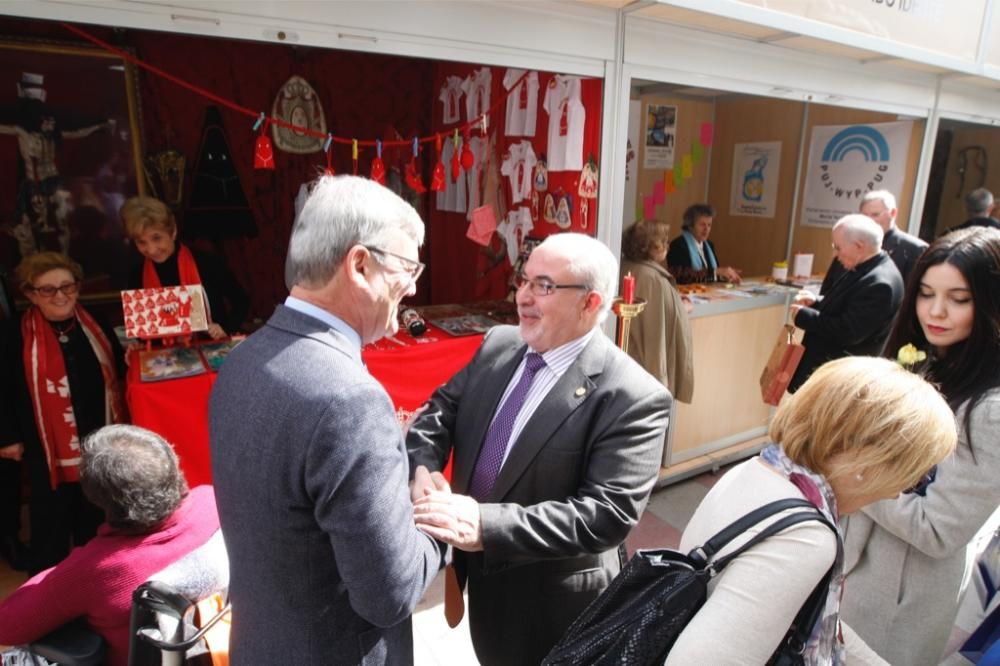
left=0, top=38, right=145, bottom=301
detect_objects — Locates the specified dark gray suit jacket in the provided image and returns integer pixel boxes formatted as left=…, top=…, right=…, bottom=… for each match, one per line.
left=407, top=325, right=671, bottom=665
left=209, top=305, right=443, bottom=665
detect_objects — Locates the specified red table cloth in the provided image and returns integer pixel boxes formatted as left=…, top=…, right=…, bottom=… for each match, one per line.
left=126, top=326, right=483, bottom=487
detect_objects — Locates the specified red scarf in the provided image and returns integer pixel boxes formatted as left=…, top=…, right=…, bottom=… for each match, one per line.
left=22, top=306, right=126, bottom=488
left=142, top=243, right=202, bottom=288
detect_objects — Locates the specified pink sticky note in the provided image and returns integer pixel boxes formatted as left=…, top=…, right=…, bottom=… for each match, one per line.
left=700, top=122, right=714, bottom=147
left=466, top=205, right=497, bottom=246
left=653, top=180, right=665, bottom=205
left=643, top=194, right=656, bottom=220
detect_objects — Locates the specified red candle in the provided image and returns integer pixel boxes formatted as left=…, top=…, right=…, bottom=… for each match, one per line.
left=623, top=273, right=635, bottom=305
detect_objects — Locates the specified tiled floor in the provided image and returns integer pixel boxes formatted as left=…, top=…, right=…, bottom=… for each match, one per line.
left=0, top=466, right=732, bottom=663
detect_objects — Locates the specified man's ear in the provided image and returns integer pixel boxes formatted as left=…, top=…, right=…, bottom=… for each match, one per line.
left=583, top=290, right=603, bottom=315
left=344, top=245, right=371, bottom=286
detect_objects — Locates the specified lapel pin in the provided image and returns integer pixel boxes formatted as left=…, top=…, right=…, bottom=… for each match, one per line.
left=574, top=387, right=586, bottom=397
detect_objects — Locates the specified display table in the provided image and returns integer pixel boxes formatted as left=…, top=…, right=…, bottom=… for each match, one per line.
left=125, top=305, right=505, bottom=486
left=659, top=280, right=796, bottom=484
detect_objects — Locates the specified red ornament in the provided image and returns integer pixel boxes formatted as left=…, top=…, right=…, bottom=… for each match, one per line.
left=431, top=134, right=446, bottom=193
left=254, top=134, right=275, bottom=170
left=461, top=128, right=474, bottom=170
left=370, top=139, right=386, bottom=185
left=405, top=160, right=426, bottom=193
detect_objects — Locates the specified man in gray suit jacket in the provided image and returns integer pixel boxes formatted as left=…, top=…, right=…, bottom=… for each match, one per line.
left=407, top=233, right=671, bottom=665
left=209, top=176, right=445, bottom=664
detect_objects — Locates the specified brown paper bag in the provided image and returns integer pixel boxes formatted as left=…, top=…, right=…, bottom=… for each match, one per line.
left=760, top=325, right=805, bottom=406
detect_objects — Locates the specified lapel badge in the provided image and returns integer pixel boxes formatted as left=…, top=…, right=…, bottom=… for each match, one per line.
left=574, top=387, right=586, bottom=397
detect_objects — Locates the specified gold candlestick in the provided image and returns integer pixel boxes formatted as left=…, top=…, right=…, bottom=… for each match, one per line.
left=612, top=297, right=646, bottom=354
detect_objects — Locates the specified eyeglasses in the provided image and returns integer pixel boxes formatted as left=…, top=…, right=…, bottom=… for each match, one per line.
left=364, top=246, right=425, bottom=282
left=515, top=273, right=590, bottom=297
left=29, top=282, right=79, bottom=298
left=903, top=466, right=936, bottom=496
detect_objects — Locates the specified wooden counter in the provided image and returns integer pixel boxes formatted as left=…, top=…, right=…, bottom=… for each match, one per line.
left=658, top=280, right=795, bottom=485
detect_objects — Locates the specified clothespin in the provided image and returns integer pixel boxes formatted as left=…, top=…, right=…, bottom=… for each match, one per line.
left=352, top=139, right=359, bottom=175
left=324, top=133, right=335, bottom=175
left=252, top=111, right=266, bottom=132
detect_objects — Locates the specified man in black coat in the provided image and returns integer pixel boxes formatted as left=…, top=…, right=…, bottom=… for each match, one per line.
left=947, top=187, right=1000, bottom=234
left=788, top=214, right=904, bottom=393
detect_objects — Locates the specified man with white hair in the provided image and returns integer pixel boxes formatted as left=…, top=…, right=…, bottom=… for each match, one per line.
left=821, top=189, right=927, bottom=291
left=406, top=232, right=671, bottom=665
left=787, top=214, right=903, bottom=393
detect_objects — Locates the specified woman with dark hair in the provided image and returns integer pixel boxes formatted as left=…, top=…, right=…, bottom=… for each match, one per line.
left=620, top=220, right=694, bottom=403
left=665, top=203, right=742, bottom=284
left=0, top=252, right=126, bottom=573
left=840, top=227, right=1000, bottom=666
left=0, top=425, right=224, bottom=666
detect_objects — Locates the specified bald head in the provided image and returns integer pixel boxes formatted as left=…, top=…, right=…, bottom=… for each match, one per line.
left=832, top=214, right=883, bottom=270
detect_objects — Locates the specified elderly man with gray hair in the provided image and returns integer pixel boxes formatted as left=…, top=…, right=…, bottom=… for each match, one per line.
left=209, top=175, right=445, bottom=665
left=406, top=232, right=671, bottom=665
left=787, top=214, right=904, bottom=393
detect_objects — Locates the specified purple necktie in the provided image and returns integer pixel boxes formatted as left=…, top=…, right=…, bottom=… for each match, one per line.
left=468, top=352, right=547, bottom=500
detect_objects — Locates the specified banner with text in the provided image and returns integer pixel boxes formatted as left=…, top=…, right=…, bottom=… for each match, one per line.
left=801, top=120, right=912, bottom=228
left=730, top=141, right=782, bottom=218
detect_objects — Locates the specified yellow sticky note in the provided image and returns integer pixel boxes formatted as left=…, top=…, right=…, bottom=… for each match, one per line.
left=682, top=154, right=693, bottom=179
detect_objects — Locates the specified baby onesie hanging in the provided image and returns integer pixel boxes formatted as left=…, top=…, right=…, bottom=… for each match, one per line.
left=439, top=75, right=465, bottom=124
left=500, top=141, right=537, bottom=205
left=462, top=67, right=493, bottom=123
left=542, top=75, right=586, bottom=172
left=503, top=69, right=539, bottom=137
left=435, top=137, right=468, bottom=213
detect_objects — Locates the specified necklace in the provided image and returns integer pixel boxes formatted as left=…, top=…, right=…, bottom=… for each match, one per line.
left=51, top=318, right=78, bottom=344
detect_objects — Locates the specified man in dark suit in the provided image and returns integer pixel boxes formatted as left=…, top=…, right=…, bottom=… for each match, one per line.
left=406, top=233, right=671, bottom=665
left=788, top=214, right=904, bottom=393
left=209, top=176, right=444, bottom=664
left=948, top=187, right=1000, bottom=233
left=820, top=189, right=926, bottom=294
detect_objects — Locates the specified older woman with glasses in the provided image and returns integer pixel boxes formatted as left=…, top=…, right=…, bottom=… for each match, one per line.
left=0, top=252, right=126, bottom=573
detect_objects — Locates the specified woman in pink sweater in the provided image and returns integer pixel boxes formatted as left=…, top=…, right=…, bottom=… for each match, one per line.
left=0, top=425, right=224, bottom=665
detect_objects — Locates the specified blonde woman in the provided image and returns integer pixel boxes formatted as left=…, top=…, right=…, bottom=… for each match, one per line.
left=667, top=356, right=956, bottom=665
left=121, top=196, right=248, bottom=339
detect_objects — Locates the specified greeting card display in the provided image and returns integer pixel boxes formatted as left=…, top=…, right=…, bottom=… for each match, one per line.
left=120, top=285, right=210, bottom=340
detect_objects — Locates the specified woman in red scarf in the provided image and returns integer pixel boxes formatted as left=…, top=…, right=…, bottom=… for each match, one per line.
left=122, top=196, right=248, bottom=340
left=0, top=252, right=126, bottom=573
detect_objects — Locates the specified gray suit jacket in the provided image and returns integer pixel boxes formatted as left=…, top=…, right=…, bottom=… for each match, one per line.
left=209, top=305, right=443, bottom=665
left=840, top=390, right=1000, bottom=666
left=407, top=325, right=671, bottom=665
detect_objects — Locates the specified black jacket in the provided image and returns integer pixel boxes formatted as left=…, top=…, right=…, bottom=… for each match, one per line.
left=790, top=251, right=903, bottom=393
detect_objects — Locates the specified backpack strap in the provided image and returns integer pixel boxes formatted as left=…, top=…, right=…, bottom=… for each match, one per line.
left=688, top=498, right=835, bottom=570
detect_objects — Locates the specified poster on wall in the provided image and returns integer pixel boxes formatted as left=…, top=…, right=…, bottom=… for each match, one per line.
left=801, top=120, right=912, bottom=228
left=730, top=141, right=782, bottom=218
left=643, top=103, right=677, bottom=169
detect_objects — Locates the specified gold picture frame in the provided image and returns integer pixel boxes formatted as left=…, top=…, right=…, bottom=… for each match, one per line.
left=0, top=38, right=145, bottom=305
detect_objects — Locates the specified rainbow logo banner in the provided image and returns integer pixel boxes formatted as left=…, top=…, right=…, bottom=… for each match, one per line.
left=802, top=121, right=913, bottom=228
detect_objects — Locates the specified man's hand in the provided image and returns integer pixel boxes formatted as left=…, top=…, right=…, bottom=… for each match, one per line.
left=793, top=289, right=816, bottom=306
left=413, top=490, right=484, bottom=552
left=410, top=464, right=450, bottom=503
left=0, top=443, right=24, bottom=461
